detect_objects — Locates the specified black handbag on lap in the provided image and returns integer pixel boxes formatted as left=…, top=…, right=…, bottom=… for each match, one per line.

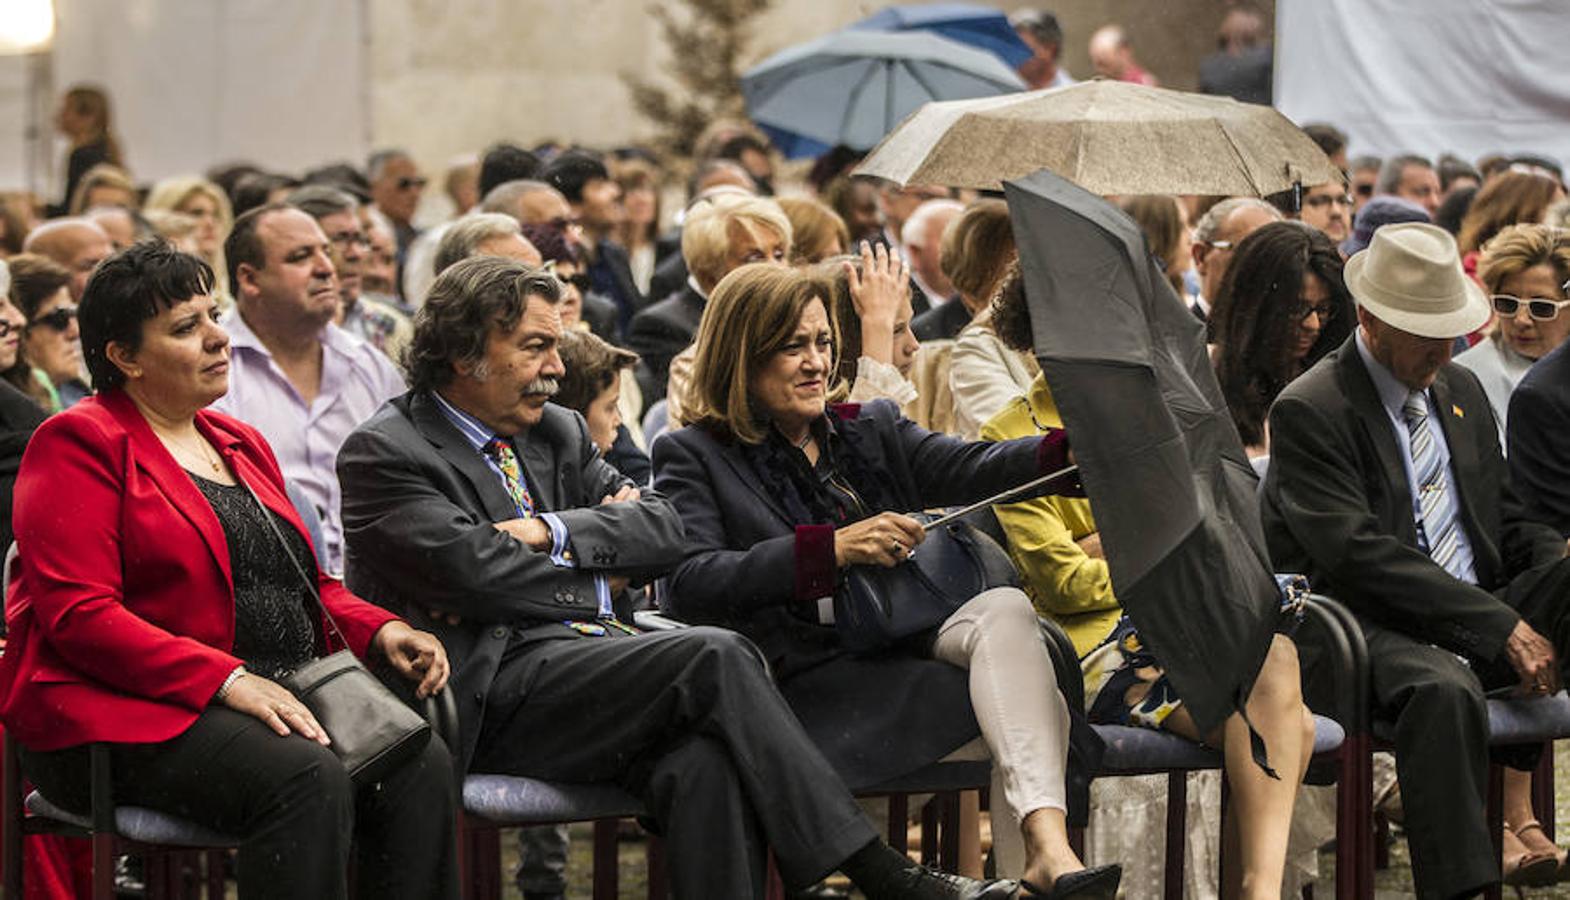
left=240, top=477, right=432, bottom=786
left=833, top=513, right=1020, bottom=654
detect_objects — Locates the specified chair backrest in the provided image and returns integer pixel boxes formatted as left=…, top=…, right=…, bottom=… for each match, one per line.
left=283, top=480, right=328, bottom=569
left=2, top=543, right=15, bottom=597
left=642, top=398, right=669, bottom=444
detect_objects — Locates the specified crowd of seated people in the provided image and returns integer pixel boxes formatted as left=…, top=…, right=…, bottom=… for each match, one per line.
left=1, top=84, right=1570, bottom=900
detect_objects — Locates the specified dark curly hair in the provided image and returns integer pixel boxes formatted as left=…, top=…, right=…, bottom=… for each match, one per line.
left=989, top=259, right=1035, bottom=356
left=1210, top=221, right=1352, bottom=446
left=80, top=240, right=215, bottom=391
left=405, top=256, right=561, bottom=392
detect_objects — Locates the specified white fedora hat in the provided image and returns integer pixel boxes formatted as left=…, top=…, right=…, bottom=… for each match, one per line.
left=1343, top=222, right=1491, bottom=340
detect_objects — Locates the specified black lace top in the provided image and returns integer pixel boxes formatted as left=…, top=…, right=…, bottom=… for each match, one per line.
left=190, top=474, right=319, bottom=680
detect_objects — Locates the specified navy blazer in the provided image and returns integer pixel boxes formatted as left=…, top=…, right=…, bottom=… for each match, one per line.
left=653, top=399, right=1071, bottom=788
left=1508, top=340, right=1570, bottom=537
left=1262, top=336, right=1565, bottom=663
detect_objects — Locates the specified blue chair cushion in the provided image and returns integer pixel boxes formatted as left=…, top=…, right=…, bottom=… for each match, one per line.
left=1096, top=715, right=1345, bottom=773
left=25, top=791, right=239, bottom=847
left=462, top=775, right=645, bottom=824
left=1371, top=691, right=1570, bottom=745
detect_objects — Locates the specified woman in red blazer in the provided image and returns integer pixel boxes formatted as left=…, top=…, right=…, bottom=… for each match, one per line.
left=0, top=241, right=459, bottom=900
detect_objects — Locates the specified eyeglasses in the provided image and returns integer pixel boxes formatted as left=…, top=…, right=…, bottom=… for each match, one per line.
left=1491, top=294, right=1570, bottom=321
left=1204, top=240, right=1235, bottom=251
left=1303, top=193, right=1354, bottom=209
left=327, top=229, right=370, bottom=250
left=29, top=306, right=78, bottom=333
left=0, top=321, right=13, bottom=339
left=549, top=215, right=583, bottom=232
left=1354, top=184, right=1375, bottom=197
left=540, top=260, right=592, bottom=292
left=1295, top=302, right=1336, bottom=323
left=396, top=176, right=428, bottom=191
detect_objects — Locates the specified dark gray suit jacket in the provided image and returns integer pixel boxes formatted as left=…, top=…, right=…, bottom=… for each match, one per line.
left=1262, top=336, right=1565, bottom=662
left=337, top=391, right=684, bottom=768
left=628, top=283, right=705, bottom=407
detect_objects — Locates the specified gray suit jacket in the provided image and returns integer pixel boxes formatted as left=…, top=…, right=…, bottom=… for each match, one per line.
left=337, top=391, right=684, bottom=768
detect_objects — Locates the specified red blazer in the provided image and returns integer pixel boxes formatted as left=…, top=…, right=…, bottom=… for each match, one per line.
left=0, top=390, right=397, bottom=750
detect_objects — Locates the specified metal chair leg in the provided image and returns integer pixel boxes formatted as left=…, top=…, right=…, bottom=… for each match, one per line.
left=645, top=833, right=669, bottom=900
left=1533, top=742, right=1555, bottom=838
left=591, top=819, right=619, bottom=900
left=887, top=794, right=910, bottom=855
left=1163, top=772, right=1186, bottom=900
left=1485, top=764, right=1504, bottom=900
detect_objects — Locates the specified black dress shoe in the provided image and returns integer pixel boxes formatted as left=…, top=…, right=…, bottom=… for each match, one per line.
left=1019, top=864, right=1122, bottom=899
left=883, top=866, right=1018, bottom=899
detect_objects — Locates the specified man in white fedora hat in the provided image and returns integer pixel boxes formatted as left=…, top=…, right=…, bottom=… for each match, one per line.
left=1261, top=222, right=1570, bottom=898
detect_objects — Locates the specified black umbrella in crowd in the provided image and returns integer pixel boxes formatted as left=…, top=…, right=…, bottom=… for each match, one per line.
left=1003, top=167, right=1282, bottom=763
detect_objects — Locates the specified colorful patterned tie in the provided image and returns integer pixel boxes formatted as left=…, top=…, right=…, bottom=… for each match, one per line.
left=484, top=438, right=536, bottom=518
left=1402, top=392, right=1463, bottom=576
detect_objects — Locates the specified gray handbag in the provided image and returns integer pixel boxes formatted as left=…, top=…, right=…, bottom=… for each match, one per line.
left=240, top=476, right=432, bottom=786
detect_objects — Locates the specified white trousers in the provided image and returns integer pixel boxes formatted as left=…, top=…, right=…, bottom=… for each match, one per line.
left=931, top=587, right=1071, bottom=878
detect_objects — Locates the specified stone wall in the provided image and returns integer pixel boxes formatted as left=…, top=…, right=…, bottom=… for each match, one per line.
left=368, top=0, right=1274, bottom=177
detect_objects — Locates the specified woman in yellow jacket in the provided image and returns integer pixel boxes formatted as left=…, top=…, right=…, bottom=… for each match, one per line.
left=980, top=262, right=1317, bottom=900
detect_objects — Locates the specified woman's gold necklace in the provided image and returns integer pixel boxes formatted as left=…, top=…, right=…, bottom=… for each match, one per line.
left=161, top=431, right=222, bottom=475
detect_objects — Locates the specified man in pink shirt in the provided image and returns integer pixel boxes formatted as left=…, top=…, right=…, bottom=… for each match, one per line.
left=213, top=204, right=405, bottom=575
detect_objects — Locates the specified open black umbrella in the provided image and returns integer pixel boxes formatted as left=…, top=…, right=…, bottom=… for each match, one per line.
left=1003, top=168, right=1282, bottom=762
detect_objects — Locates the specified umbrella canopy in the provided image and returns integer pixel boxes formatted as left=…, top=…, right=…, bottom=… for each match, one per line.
left=848, top=3, right=1034, bottom=69
left=1004, top=166, right=1282, bottom=741
left=856, top=79, right=1343, bottom=196
left=741, top=30, right=1025, bottom=158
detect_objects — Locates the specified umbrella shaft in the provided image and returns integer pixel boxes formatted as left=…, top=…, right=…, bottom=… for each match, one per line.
left=921, top=465, right=1079, bottom=530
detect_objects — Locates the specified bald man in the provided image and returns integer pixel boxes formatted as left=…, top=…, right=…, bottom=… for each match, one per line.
left=1088, top=24, right=1158, bottom=86
left=23, top=218, right=112, bottom=301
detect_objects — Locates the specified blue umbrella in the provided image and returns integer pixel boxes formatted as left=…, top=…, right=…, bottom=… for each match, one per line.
left=848, top=3, right=1034, bottom=69
left=742, top=30, right=1025, bottom=158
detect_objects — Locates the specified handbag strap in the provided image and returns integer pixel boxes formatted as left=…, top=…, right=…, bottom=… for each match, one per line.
left=233, top=471, right=352, bottom=650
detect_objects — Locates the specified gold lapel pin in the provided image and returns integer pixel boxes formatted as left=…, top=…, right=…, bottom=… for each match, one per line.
left=1452, top=405, right=1465, bottom=418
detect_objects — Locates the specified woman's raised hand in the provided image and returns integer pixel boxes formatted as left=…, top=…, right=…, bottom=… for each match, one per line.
left=221, top=672, right=331, bottom=745
left=833, top=511, right=927, bottom=568
left=844, top=241, right=909, bottom=365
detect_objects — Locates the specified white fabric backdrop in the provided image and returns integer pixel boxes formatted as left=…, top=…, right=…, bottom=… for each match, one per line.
left=1276, top=0, right=1570, bottom=165
left=48, top=0, right=367, bottom=186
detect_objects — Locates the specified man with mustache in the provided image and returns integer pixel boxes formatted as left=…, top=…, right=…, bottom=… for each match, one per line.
left=337, top=257, right=1022, bottom=900
left=213, top=203, right=406, bottom=577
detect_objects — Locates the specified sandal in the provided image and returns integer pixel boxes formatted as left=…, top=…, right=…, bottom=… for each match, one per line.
left=1503, top=820, right=1560, bottom=887
left=1511, top=819, right=1569, bottom=883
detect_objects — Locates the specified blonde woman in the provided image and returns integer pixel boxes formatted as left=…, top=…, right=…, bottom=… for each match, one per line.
left=144, top=177, right=235, bottom=303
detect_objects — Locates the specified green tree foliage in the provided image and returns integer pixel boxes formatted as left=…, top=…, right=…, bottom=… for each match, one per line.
left=623, top=0, right=774, bottom=160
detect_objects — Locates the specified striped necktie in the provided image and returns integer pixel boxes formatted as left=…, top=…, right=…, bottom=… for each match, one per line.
left=484, top=438, right=537, bottom=518
left=1402, top=392, right=1463, bottom=575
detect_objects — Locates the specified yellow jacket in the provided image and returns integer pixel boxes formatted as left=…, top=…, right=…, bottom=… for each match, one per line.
left=980, top=374, right=1122, bottom=657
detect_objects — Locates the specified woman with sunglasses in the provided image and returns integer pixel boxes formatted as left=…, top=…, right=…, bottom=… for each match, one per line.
left=1456, top=223, right=1570, bottom=435
left=7, top=254, right=87, bottom=411
left=1210, top=222, right=1355, bottom=457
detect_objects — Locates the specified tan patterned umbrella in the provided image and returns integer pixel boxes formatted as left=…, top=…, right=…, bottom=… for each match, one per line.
left=853, top=79, right=1342, bottom=196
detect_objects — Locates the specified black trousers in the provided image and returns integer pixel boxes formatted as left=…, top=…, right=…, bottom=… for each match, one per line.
left=1304, top=557, right=1570, bottom=900
left=471, top=626, right=878, bottom=899
left=22, top=706, right=460, bottom=900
